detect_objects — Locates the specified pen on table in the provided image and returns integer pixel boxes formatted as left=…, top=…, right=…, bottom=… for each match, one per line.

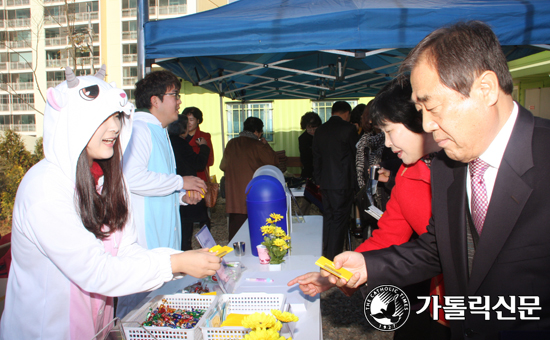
left=246, top=278, right=274, bottom=283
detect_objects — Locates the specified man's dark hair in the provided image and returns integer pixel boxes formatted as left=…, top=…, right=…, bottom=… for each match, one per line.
left=182, top=106, right=203, bottom=124
left=370, top=78, right=423, bottom=134
left=134, top=70, right=181, bottom=109
left=300, top=111, right=322, bottom=130
left=350, top=104, right=366, bottom=126
left=167, top=114, right=189, bottom=136
left=243, top=117, right=264, bottom=133
left=400, top=21, right=513, bottom=97
left=331, top=101, right=352, bottom=115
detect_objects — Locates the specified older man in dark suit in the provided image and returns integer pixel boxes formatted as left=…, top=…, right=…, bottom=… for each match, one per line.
left=313, top=101, right=358, bottom=260
left=324, top=21, right=550, bottom=339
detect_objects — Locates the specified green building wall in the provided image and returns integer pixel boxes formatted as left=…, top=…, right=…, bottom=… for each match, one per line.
left=509, top=51, right=550, bottom=107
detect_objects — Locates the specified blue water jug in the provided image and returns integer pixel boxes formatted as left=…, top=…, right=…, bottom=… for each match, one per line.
left=246, top=175, right=287, bottom=256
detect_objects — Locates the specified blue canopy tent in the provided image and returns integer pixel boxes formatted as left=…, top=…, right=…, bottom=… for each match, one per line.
left=144, top=0, right=550, bottom=102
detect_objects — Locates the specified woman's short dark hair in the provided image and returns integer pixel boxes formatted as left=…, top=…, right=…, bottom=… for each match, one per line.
left=167, top=114, right=189, bottom=136
left=300, top=112, right=322, bottom=130
left=75, top=114, right=129, bottom=239
left=350, top=104, right=366, bottom=126
left=182, top=106, right=203, bottom=124
left=370, top=78, right=423, bottom=134
left=243, top=117, right=263, bottom=133
left=134, top=70, right=181, bottom=110
left=400, top=21, right=513, bottom=97
left=361, top=101, right=373, bottom=132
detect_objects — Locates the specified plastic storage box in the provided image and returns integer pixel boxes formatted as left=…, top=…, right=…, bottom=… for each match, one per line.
left=201, top=293, right=286, bottom=340
left=122, top=293, right=218, bottom=340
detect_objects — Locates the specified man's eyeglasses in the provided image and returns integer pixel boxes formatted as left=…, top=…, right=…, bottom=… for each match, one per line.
left=163, top=92, right=181, bottom=100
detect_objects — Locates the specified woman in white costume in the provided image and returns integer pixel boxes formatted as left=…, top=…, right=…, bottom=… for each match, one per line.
left=0, top=66, right=221, bottom=339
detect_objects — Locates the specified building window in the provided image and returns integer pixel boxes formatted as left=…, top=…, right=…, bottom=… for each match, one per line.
left=47, top=71, right=64, bottom=88
left=122, top=43, right=137, bottom=63
left=75, top=69, right=92, bottom=76
left=158, top=0, right=186, bottom=15
left=159, top=0, right=186, bottom=5
left=124, top=89, right=135, bottom=104
left=123, top=66, right=138, bottom=87
left=226, top=102, right=273, bottom=142
left=0, top=95, right=9, bottom=112
left=122, top=21, right=137, bottom=40
left=0, top=115, right=11, bottom=125
left=312, top=100, right=358, bottom=123
left=12, top=93, right=34, bottom=111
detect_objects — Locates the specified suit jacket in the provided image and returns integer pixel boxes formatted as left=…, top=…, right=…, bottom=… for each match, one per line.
left=312, top=116, right=357, bottom=190
left=363, top=105, right=550, bottom=339
left=298, top=131, right=314, bottom=178
left=220, top=135, right=279, bottom=214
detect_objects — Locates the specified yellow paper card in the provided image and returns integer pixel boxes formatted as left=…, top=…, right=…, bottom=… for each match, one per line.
left=209, top=245, right=233, bottom=258
left=220, top=313, right=249, bottom=327
left=315, top=256, right=353, bottom=281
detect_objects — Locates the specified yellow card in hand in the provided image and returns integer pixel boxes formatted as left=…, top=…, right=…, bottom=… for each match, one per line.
left=209, top=245, right=233, bottom=258
left=315, top=256, right=353, bottom=281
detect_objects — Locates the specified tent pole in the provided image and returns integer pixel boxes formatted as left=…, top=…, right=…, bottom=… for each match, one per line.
left=220, top=94, right=226, bottom=153
left=137, top=0, right=149, bottom=80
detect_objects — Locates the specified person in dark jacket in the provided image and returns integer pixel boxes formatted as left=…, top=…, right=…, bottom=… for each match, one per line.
left=313, top=101, right=358, bottom=260
left=298, top=112, right=322, bottom=179
left=168, top=115, right=211, bottom=250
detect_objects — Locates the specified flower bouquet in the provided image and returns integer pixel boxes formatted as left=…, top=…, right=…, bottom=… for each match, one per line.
left=241, top=310, right=299, bottom=340
left=261, top=213, right=291, bottom=265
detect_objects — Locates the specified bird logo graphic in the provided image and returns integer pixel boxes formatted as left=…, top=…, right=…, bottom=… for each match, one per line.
left=371, top=295, right=401, bottom=324
left=364, top=285, right=410, bottom=331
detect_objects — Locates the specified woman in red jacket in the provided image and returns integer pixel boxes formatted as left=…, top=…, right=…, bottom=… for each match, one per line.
left=183, top=107, right=214, bottom=183
left=289, top=78, right=449, bottom=339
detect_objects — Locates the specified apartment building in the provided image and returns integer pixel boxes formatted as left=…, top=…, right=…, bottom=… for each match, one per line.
left=0, top=0, right=227, bottom=148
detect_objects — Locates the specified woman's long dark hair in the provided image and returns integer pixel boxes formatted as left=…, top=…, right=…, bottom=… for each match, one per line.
left=75, top=118, right=129, bottom=239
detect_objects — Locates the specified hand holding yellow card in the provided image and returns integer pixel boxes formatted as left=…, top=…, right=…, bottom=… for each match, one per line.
left=315, top=256, right=353, bottom=281
left=209, top=245, right=233, bottom=258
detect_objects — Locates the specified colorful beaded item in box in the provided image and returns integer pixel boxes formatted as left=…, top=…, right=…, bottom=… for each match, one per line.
left=142, top=298, right=206, bottom=329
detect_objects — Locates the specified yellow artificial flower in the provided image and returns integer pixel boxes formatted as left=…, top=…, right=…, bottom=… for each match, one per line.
left=242, top=312, right=278, bottom=330
left=273, top=320, right=283, bottom=332
left=243, top=328, right=286, bottom=340
left=261, top=226, right=275, bottom=235
left=273, top=238, right=286, bottom=247
left=273, top=227, right=286, bottom=237
left=269, top=213, right=284, bottom=222
left=265, top=218, right=275, bottom=224
left=282, top=235, right=291, bottom=241
left=271, top=310, right=299, bottom=323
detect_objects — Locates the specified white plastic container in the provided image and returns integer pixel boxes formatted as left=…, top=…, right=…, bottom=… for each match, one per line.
left=122, top=293, right=218, bottom=340
left=201, top=293, right=286, bottom=340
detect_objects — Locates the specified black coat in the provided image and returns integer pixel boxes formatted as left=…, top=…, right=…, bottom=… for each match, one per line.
left=312, top=116, right=358, bottom=190
left=363, top=106, right=550, bottom=339
left=169, top=134, right=210, bottom=221
left=169, top=135, right=210, bottom=177
left=298, top=131, right=314, bottom=178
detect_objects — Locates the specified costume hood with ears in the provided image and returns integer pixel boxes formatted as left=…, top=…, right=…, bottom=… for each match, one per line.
left=43, top=65, right=134, bottom=182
